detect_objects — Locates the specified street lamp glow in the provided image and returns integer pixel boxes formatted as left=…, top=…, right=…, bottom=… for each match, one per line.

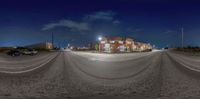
left=98, top=37, right=102, bottom=41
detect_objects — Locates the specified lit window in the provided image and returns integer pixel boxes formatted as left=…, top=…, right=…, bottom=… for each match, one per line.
left=110, top=41, right=115, bottom=43
left=101, top=41, right=106, bottom=44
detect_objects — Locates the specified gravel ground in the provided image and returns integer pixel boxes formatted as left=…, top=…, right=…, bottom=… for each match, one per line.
left=159, top=52, right=200, bottom=99
left=0, top=51, right=199, bottom=99
left=63, top=52, right=162, bottom=99
left=0, top=52, right=67, bottom=98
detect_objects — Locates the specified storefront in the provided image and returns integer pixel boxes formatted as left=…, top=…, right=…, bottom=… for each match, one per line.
left=99, top=36, right=152, bottom=53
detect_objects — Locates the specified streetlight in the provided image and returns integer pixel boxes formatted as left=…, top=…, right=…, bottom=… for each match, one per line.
left=98, top=36, right=102, bottom=52
left=98, top=37, right=102, bottom=41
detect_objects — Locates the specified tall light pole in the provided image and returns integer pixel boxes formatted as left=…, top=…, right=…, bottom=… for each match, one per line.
left=52, top=32, right=54, bottom=48
left=181, top=28, right=184, bottom=48
left=98, top=37, right=102, bottom=52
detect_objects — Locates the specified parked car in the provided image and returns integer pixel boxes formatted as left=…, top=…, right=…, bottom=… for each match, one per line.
left=22, top=49, right=38, bottom=55
left=7, top=50, right=21, bottom=56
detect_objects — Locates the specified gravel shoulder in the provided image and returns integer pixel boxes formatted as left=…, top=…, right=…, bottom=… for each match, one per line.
left=159, top=52, right=200, bottom=99
left=0, top=52, right=67, bottom=98
left=168, top=52, right=200, bottom=70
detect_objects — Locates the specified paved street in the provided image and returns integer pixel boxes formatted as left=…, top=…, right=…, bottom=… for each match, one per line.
left=0, top=51, right=200, bottom=99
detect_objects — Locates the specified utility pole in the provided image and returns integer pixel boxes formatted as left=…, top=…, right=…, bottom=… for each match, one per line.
left=181, top=28, right=184, bottom=48
left=52, top=33, right=54, bottom=48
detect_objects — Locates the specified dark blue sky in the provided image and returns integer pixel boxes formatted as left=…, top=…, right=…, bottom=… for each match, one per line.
left=0, top=0, right=200, bottom=48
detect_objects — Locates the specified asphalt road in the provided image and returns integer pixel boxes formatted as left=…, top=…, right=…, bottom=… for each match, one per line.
left=0, top=51, right=200, bottom=99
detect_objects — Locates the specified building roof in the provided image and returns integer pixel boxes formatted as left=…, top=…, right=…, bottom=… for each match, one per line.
left=102, top=36, right=134, bottom=41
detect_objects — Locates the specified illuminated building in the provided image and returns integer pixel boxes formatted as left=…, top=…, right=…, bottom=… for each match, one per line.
left=99, top=37, right=152, bottom=53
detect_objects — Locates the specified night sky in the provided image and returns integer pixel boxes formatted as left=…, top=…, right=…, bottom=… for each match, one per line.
left=0, top=0, right=200, bottom=48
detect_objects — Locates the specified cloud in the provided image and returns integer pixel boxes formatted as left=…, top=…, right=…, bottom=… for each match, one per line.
left=113, top=20, right=120, bottom=24
left=126, top=27, right=143, bottom=33
left=42, top=11, right=119, bottom=31
left=42, top=19, right=89, bottom=31
left=163, top=30, right=176, bottom=34
left=84, top=11, right=116, bottom=21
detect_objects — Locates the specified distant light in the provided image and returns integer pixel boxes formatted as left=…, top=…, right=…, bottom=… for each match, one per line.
left=98, top=37, right=102, bottom=41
